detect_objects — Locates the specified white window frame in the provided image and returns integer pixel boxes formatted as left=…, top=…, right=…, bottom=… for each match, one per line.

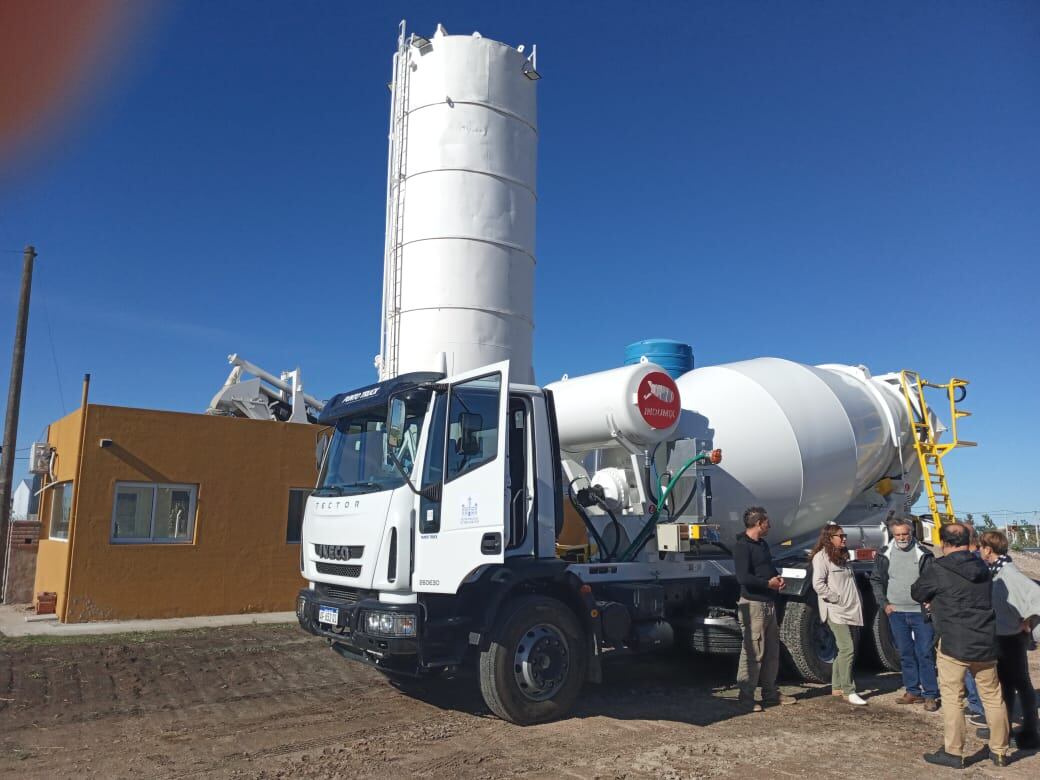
left=48, top=480, right=74, bottom=541
left=110, top=481, right=198, bottom=544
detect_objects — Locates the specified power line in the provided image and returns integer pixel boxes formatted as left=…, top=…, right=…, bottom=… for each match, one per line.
left=960, top=509, right=1040, bottom=516
left=37, top=272, right=67, bottom=414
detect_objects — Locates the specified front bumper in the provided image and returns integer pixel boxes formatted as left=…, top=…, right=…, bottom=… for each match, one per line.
left=297, top=586, right=475, bottom=676
left=296, top=587, right=420, bottom=663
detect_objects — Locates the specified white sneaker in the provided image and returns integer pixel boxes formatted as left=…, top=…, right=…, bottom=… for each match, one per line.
left=848, top=693, right=867, bottom=706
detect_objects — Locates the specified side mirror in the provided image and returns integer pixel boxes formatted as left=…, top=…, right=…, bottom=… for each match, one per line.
left=387, top=398, right=406, bottom=448
left=457, top=412, right=482, bottom=456
left=315, top=428, right=332, bottom=473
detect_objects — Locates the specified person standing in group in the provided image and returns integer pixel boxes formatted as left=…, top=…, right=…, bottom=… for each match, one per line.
left=869, top=518, right=938, bottom=711
left=732, top=506, right=796, bottom=712
left=962, top=523, right=987, bottom=727
left=912, top=523, right=1009, bottom=769
left=979, top=530, right=1040, bottom=750
left=810, top=523, right=866, bottom=706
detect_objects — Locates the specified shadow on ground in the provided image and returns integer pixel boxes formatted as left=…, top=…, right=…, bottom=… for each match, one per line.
left=383, top=648, right=905, bottom=727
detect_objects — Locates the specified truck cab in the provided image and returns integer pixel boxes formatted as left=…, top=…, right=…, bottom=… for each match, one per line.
left=297, top=362, right=586, bottom=714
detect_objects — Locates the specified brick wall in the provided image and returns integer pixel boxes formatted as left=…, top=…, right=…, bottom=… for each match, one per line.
left=3, top=519, right=41, bottom=604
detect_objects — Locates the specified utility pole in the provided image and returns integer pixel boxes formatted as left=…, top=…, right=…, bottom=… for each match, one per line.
left=0, top=245, right=35, bottom=602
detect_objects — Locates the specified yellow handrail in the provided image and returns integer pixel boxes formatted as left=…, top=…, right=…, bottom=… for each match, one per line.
left=899, top=371, right=974, bottom=545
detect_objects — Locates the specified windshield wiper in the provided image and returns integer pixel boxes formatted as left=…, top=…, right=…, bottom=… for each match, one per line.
left=342, top=481, right=385, bottom=492
left=315, top=482, right=386, bottom=496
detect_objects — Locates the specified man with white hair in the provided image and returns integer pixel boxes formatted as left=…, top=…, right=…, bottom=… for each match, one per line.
left=870, top=518, right=937, bottom=710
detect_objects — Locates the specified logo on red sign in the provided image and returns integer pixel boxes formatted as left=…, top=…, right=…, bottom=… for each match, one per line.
left=636, top=371, right=681, bottom=429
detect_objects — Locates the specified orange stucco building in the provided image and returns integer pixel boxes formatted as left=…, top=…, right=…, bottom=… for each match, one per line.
left=33, top=404, right=316, bottom=622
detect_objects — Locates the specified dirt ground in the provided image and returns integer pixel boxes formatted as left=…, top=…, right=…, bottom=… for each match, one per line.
left=2, top=555, right=1039, bottom=779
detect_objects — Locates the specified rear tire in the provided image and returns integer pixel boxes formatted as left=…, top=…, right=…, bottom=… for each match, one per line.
left=871, top=610, right=901, bottom=672
left=779, top=600, right=836, bottom=684
left=478, top=595, right=586, bottom=725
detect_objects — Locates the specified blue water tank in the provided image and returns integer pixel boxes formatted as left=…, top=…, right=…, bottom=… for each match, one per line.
left=624, top=339, right=694, bottom=379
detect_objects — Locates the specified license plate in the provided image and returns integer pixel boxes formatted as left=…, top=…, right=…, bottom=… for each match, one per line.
left=318, top=606, right=339, bottom=625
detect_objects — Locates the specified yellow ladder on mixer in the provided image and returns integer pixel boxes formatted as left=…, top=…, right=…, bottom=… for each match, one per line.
left=899, top=371, right=976, bottom=545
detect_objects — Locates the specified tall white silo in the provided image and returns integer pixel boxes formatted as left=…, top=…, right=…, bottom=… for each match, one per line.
left=378, top=22, right=538, bottom=384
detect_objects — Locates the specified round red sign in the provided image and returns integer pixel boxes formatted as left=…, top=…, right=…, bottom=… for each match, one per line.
left=636, top=371, right=681, bottom=429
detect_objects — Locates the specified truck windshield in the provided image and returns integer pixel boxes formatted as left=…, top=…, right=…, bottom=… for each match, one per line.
left=317, top=388, right=432, bottom=497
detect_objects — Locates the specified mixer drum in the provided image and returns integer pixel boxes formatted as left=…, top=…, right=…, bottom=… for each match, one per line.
left=674, top=358, right=909, bottom=547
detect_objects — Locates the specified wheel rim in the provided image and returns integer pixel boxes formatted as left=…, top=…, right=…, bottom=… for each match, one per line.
left=813, top=617, right=838, bottom=664
left=513, top=623, right=569, bottom=701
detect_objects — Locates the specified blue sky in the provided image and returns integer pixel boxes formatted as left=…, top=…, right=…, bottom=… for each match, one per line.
left=1, top=1, right=1037, bottom=522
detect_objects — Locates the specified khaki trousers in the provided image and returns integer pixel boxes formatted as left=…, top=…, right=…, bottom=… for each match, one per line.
left=937, top=646, right=1009, bottom=757
left=736, top=599, right=780, bottom=701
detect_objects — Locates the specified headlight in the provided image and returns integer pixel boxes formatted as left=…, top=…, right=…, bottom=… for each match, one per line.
left=364, top=610, right=417, bottom=637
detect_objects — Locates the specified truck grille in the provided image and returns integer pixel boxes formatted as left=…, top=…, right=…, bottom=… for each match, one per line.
left=319, top=584, right=361, bottom=603
left=314, top=544, right=364, bottom=561
left=316, top=562, right=361, bottom=578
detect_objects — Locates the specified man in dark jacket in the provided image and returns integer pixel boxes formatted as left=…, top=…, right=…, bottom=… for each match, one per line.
left=732, top=506, right=793, bottom=711
left=869, top=519, right=937, bottom=709
left=911, top=523, right=1009, bottom=768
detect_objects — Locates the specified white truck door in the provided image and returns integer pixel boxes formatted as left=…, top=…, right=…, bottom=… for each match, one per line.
left=413, top=361, right=509, bottom=594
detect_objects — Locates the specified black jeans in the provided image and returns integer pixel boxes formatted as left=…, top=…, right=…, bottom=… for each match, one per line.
left=997, top=633, right=1038, bottom=731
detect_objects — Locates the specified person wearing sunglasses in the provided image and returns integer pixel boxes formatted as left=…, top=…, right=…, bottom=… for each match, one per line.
left=810, top=523, right=866, bottom=705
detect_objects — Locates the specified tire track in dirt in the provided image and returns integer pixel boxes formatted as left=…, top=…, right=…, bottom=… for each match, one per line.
left=3, top=623, right=1040, bottom=779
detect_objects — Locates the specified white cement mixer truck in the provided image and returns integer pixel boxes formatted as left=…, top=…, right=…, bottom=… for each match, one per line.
left=294, top=23, right=973, bottom=724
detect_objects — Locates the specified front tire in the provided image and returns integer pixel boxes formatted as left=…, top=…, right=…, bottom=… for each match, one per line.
left=478, top=595, right=587, bottom=725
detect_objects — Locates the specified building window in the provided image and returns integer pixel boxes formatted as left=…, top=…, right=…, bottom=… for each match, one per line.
left=286, top=488, right=311, bottom=543
left=48, top=481, right=73, bottom=540
left=111, top=482, right=197, bottom=544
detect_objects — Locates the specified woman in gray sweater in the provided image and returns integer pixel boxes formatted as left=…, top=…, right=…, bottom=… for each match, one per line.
left=811, top=524, right=866, bottom=705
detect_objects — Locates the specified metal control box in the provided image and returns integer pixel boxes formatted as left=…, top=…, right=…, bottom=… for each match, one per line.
left=657, top=522, right=720, bottom=552
left=657, top=523, right=691, bottom=552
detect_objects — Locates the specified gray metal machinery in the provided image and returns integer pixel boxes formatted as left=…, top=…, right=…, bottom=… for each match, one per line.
left=206, top=354, right=324, bottom=423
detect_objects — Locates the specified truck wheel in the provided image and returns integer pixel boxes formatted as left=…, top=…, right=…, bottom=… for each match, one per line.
left=871, top=610, right=901, bottom=672
left=478, top=595, right=587, bottom=725
left=779, top=600, right=836, bottom=684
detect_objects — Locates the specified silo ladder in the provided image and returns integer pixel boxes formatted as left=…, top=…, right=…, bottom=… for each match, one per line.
left=899, top=371, right=975, bottom=545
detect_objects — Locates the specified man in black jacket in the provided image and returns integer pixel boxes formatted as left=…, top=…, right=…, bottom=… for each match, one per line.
left=911, top=523, right=1009, bottom=768
left=733, top=506, right=793, bottom=711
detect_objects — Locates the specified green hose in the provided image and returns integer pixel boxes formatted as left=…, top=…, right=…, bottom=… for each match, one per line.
left=657, top=453, right=707, bottom=510
left=620, top=453, right=709, bottom=562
